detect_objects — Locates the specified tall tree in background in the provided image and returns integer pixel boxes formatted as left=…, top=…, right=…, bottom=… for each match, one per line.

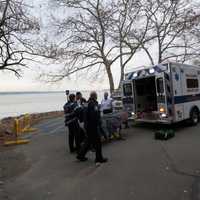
left=136, top=0, right=200, bottom=64
left=191, top=8, right=200, bottom=65
left=0, top=0, right=39, bottom=76
left=44, top=0, right=147, bottom=93
left=112, top=0, right=158, bottom=87
left=43, top=0, right=117, bottom=92
left=112, top=0, right=141, bottom=88
left=40, top=0, right=200, bottom=92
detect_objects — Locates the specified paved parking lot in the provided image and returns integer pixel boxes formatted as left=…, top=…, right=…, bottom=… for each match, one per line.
left=0, top=117, right=200, bottom=200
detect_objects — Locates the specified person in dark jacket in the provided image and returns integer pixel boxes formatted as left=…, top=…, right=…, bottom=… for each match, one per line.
left=75, top=92, right=87, bottom=123
left=77, top=91, right=108, bottom=164
left=64, top=94, right=81, bottom=153
left=76, top=92, right=87, bottom=106
left=75, top=92, right=87, bottom=145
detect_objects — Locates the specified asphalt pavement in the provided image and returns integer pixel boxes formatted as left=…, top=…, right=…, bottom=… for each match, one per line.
left=1, top=117, right=200, bottom=200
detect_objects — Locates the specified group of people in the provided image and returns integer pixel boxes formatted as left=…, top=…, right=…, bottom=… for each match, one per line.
left=64, top=91, right=109, bottom=165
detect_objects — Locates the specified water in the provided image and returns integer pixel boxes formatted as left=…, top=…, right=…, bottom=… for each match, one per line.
left=0, top=91, right=106, bottom=119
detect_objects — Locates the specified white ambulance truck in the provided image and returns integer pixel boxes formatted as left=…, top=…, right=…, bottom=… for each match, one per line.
left=122, top=62, right=200, bottom=125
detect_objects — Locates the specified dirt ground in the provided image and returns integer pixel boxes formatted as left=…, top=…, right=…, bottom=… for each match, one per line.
left=0, top=117, right=200, bottom=200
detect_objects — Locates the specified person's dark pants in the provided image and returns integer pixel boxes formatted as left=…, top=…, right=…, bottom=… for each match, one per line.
left=79, top=127, right=86, bottom=144
left=103, top=109, right=112, bottom=114
left=68, top=121, right=81, bottom=152
left=123, top=121, right=129, bottom=129
left=98, top=121, right=108, bottom=140
left=78, top=126, right=103, bottom=162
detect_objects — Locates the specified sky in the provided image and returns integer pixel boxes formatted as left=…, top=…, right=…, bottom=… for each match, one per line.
left=0, top=52, right=151, bottom=92
left=0, top=0, right=153, bottom=92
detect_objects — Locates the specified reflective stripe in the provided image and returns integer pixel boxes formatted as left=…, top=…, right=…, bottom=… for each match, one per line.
left=174, top=94, right=200, bottom=104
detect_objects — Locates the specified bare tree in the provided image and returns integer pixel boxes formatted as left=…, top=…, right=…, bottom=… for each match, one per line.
left=0, top=0, right=39, bottom=76
left=43, top=0, right=146, bottom=93
left=42, top=0, right=200, bottom=91
left=112, top=0, right=141, bottom=87
left=190, top=8, right=200, bottom=65
left=135, top=0, right=200, bottom=64
left=112, top=0, right=158, bottom=86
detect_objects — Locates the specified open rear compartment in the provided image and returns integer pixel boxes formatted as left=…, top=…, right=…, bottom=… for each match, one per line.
left=134, top=76, right=159, bottom=120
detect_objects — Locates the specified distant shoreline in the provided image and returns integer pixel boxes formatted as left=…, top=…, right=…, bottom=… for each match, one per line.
left=0, top=91, right=65, bottom=95
left=0, top=90, right=108, bottom=120
left=0, top=89, right=109, bottom=95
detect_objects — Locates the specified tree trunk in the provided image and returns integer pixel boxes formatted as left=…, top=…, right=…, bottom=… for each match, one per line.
left=158, top=54, right=162, bottom=63
left=105, top=65, right=115, bottom=94
left=118, top=38, right=124, bottom=89
left=158, top=39, right=162, bottom=63
left=118, top=66, right=124, bottom=89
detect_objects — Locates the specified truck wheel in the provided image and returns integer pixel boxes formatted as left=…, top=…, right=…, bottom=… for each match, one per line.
left=190, top=108, right=199, bottom=126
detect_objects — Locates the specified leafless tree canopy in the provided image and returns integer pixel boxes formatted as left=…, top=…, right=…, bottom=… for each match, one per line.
left=0, top=0, right=39, bottom=76
left=44, top=0, right=122, bottom=92
left=111, top=0, right=158, bottom=86
left=43, top=0, right=151, bottom=92
left=137, top=0, right=200, bottom=64
left=35, top=0, right=200, bottom=92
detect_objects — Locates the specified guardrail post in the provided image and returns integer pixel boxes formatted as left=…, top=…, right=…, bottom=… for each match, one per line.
left=3, top=117, right=30, bottom=146
left=14, top=119, right=20, bottom=137
left=22, top=114, right=37, bottom=133
left=24, top=114, right=30, bottom=129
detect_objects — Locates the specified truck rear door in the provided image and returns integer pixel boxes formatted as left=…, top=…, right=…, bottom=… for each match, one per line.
left=122, top=81, right=134, bottom=114
left=156, top=74, right=167, bottom=115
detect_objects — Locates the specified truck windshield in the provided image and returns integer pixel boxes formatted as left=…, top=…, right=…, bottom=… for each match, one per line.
left=156, top=78, right=164, bottom=93
left=123, top=83, right=132, bottom=96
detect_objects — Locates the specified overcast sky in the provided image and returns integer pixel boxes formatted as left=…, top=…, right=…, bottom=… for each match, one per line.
left=0, top=0, right=153, bottom=92
left=0, top=52, right=152, bottom=92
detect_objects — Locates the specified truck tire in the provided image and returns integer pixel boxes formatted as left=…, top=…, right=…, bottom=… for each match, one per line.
left=189, top=108, right=199, bottom=126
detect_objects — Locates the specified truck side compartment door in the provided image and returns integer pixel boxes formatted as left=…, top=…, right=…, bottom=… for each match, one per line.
left=171, top=64, right=184, bottom=122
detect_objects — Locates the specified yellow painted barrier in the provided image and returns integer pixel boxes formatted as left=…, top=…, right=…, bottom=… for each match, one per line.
left=11, top=114, right=37, bottom=135
left=21, top=114, right=37, bottom=133
left=14, top=118, right=20, bottom=136
left=3, top=114, right=37, bottom=146
left=4, top=139, right=30, bottom=146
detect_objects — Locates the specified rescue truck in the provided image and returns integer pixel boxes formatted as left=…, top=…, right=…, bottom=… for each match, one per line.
left=122, top=62, right=200, bottom=125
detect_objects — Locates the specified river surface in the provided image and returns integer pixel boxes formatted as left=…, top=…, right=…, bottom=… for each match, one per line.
left=0, top=91, right=105, bottom=119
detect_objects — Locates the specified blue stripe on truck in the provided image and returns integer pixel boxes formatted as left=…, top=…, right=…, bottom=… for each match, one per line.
left=174, top=94, right=200, bottom=104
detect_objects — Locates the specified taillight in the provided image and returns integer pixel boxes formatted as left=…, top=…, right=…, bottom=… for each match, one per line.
left=159, top=107, right=165, bottom=113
